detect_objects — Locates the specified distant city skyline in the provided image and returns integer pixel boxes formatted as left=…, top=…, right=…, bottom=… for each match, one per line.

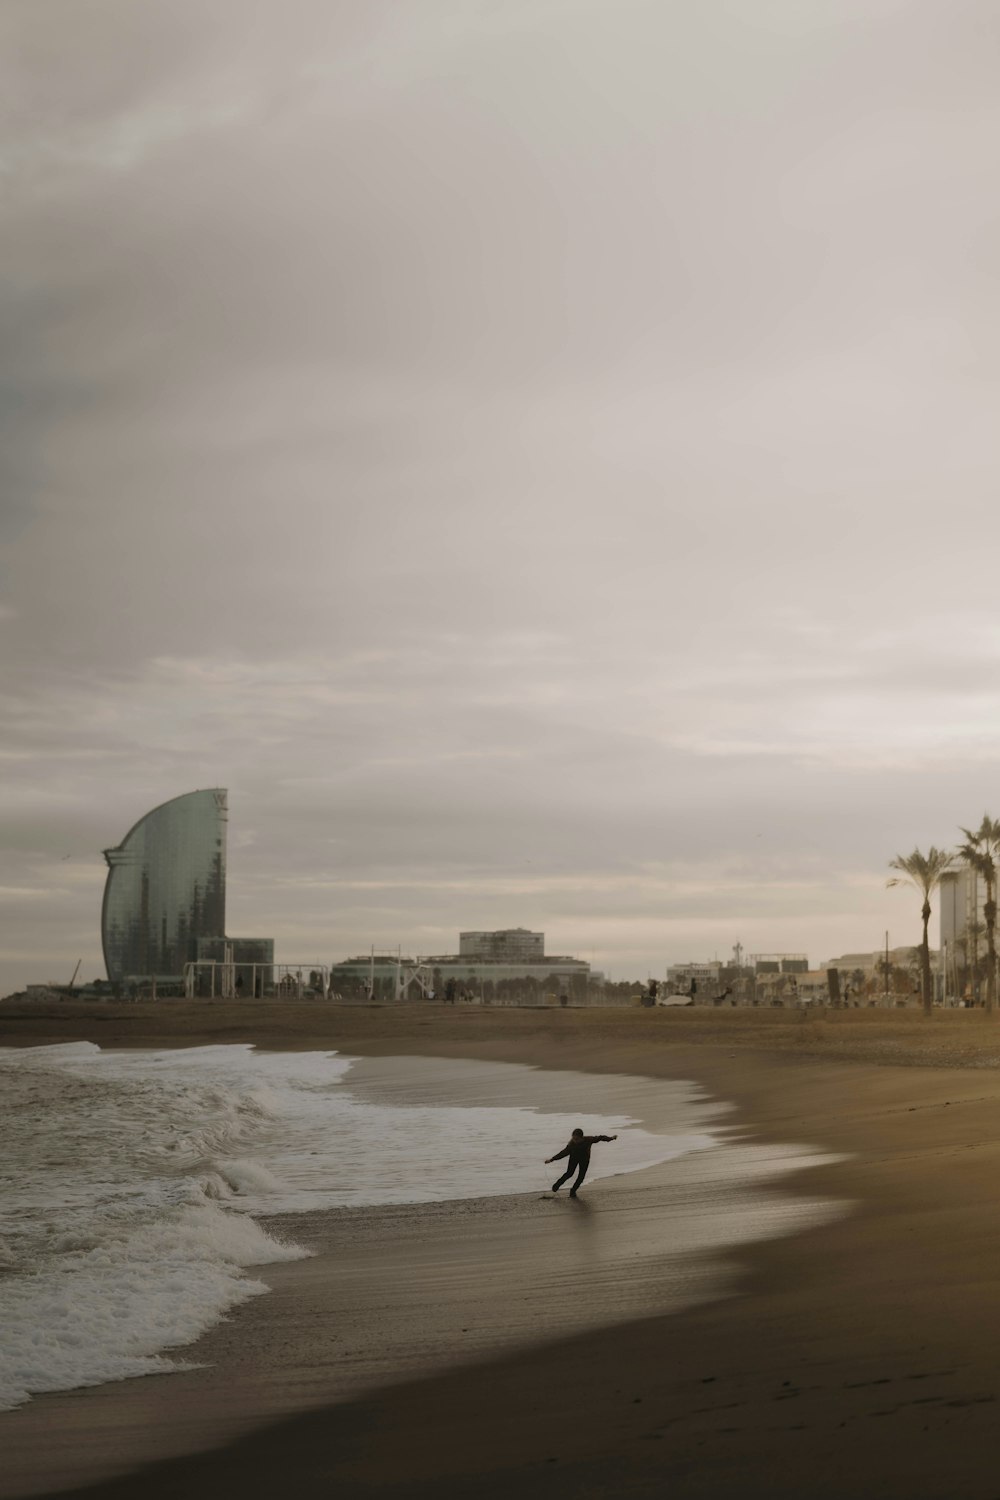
left=5, top=2, right=1000, bottom=998
left=0, top=773, right=953, bottom=993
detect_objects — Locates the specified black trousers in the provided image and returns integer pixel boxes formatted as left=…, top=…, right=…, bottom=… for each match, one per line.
left=552, top=1159, right=589, bottom=1193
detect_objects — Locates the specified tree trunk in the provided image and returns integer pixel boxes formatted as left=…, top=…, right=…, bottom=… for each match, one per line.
left=921, top=899, right=933, bottom=1016
left=986, top=885, right=997, bottom=1016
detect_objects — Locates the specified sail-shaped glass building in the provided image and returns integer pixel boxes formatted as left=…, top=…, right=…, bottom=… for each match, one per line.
left=101, top=789, right=228, bottom=984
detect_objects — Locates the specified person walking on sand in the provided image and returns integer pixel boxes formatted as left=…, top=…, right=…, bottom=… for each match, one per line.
left=545, top=1128, right=617, bottom=1197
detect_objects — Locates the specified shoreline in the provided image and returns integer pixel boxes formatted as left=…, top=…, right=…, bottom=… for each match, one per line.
left=0, top=1047, right=841, bottom=1499
left=6, top=1005, right=1000, bottom=1497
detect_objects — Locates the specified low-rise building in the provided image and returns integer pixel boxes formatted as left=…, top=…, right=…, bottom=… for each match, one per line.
left=752, top=953, right=809, bottom=975
left=195, top=936, right=275, bottom=997
left=330, top=929, right=590, bottom=1001
left=421, top=954, right=589, bottom=996
left=430, top=928, right=588, bottom=995
left=758, top=969, right=831, bottom=1003
left=328, top=955, right=433, bottom=1000
left=823, top=947, right=924, bottom=975
left=666, top=962, right=722, bottom=991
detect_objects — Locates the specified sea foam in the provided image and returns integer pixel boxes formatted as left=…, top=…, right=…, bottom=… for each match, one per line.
left=0, top=1044, right=317, bottom=1411
left=1, top=1042, right=693, bottom=1411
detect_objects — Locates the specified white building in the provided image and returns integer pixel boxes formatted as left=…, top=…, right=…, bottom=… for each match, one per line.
left=938, top=866, right=992, bottom=999
left=824, top=948, right=923, bottom=978
left=939, top=867, right=986, bottom=954
left=330, top=928, right=590, bottom=1001
left=666, top=962, right=722, bottom=989
left=459, top=928, right=545, bottom=962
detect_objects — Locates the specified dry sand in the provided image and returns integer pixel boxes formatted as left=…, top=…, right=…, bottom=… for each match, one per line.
left=5, top=1001, right=1000, bottom=1498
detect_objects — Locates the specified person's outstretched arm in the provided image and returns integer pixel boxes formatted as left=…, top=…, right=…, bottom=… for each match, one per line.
left=589, top=1134, right=618, bottom=1144
left=545, top=1144, right=570, bottom=1164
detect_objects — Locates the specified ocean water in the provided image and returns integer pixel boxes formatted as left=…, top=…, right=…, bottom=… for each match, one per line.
left=0, top=1042, right=711, bottom=1413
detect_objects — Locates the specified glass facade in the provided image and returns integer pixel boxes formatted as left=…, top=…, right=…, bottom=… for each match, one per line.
left=101, top=789, right=228, bottom=983
left=459, top=929, right=545, bottom=961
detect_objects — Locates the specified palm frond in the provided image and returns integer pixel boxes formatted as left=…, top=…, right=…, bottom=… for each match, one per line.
left=886, top=845, right=954, bottom=894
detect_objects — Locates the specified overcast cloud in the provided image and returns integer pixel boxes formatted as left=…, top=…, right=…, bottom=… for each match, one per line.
left=3, top=0, right=1000, bottom=992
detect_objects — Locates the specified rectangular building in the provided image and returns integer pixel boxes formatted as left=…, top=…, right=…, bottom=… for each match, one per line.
left=459, top=928, right=545, bottom=962
left=939, top=868, right=984, bottom=953
left=667, top=962, right=722, bottom=988
left=752, top=953, right=809, bottom=975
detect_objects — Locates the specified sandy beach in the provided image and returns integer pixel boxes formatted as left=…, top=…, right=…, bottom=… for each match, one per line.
left=5, top=1001, right=1000, bottom=1498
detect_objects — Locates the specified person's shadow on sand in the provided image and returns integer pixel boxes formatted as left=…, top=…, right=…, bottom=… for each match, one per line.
left=541, top=1193, right=595, bottom=1215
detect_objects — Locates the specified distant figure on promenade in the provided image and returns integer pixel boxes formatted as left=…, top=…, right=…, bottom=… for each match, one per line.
left=546, top=1128, right=617, bottom=1198
left=444, top=978, right=456, bottom=1005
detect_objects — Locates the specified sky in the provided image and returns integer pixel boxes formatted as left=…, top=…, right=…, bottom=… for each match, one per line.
left=3, top=0, right=1000, bottom=994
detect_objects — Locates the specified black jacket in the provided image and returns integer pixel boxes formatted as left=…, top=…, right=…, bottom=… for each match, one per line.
left=549, top=1134, right=614, bottom=1167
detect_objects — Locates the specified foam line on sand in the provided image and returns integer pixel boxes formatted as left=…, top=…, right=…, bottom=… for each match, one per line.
left=5, top=1003, right=1000, bottom=1498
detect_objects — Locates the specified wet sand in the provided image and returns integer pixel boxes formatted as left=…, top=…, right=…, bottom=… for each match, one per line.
left=5, top=1002, right=1000, bottom=1498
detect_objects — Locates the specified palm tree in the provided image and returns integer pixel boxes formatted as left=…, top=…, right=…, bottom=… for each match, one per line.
left=958, top=816, right=1000, bottom=1015
left=887, top=847, right=955, bottom=1015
